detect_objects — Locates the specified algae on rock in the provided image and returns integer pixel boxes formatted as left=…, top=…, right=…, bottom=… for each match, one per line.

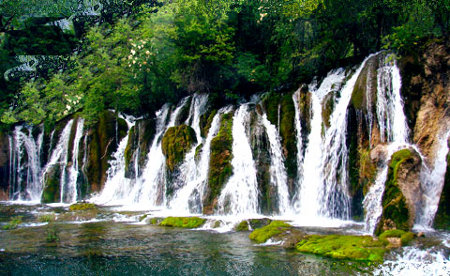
left=161, top=124, right=197, bottom=172
left=375, top=148, right=422, bottom=235
left=249, top=220, right=292, bottom=243
left=159, top=216, right=206, bottom=228
left=203, top=112, right=233, bottom=214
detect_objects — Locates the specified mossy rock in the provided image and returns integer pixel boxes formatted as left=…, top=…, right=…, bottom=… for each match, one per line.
left=379, top=229, right=415, bottom=246
left=296, top=235, right=386, bottom=262
left=41, top=165, right=61, bottom=203
left=351, top=54, right=379, bottom=111
left=249, top=220, right=292, bottom=243
left=375, top=149, right=416, bottom=235
left=161, top=125, right=197, bottom=172
left=159, top=216, right=206, bottom=228
left=204, top=112, right=234, bottom=213
left=235, top=220, right=250, bottom=231
left=200, top=109, right=218, bottom=138
left=69, top=202, right=97, bottom=211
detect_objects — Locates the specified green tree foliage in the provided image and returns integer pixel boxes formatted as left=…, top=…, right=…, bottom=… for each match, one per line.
left=0, top=0, right=447, bottom=127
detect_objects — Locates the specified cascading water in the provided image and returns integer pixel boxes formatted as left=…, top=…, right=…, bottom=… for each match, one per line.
left=295, top=69, right=346, bottom=219
left=167, top=94, right=209, bottom=212
left=260, top=113, right=290, bottom=214
left=416, top=129, right=450, bottom=228
left=218, top=104, right=259, bottom=216
left=169, top=107, right=229, bottom=214
left=10, top=125, right=44, bottom=201
left=90, top=115, right=138, bottom=205
left=42, top=119, right=74, bottom=203
left=292, top=88, right=304, bottom=194
left=363, top=57, right=411, bottom=233
left=62, top=118, right=85, bottom=203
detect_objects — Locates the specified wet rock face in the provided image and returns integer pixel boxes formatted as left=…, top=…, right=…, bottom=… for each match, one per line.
left=434, top=149, right=450, bottom=230
left=41, top=165, right=61, bottom=203
left=84, top=111, right=128, bottom=194
left=0, top=132, right=9, bottom=200
left=400, top=41, right=450, bottom=165
left=375, top=148, right=423, bottom=235
left=204, top=113, right=233, bottom=214
left=124, top=119, right=156, bottom=179
left=161, top=124, right=197, bottom=172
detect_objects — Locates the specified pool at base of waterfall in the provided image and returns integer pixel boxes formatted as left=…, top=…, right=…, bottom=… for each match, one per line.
left=0, top=203, right=448, bottom=275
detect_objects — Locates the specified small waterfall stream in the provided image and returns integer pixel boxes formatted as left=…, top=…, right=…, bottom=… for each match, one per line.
left=10, top=125, right=44, bottom=201
left=363, top=58, right=411, bottom=233
left=295, top=69, right=346, bottom=219
left=260, top=113, right=290, bottom=215
left=218, top=104, right=259, bottom=216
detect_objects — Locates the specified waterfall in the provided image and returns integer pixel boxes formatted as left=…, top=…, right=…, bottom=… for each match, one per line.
left=90, top=115, right=138, bottom=205
left=170, top=107, right=230, bottom=214
left=416, top=129, right=450, bottom=227
left=292, top=88, right=304, bottom=194
left=43, top=119, right=74, bottom=203
left=10, top=125, right=44, bottom=201
left=134, top=98, right=189, bottom=207
left=260, top=113, right=290, bottom=214
left=376, top=59, right=409, bottom=144
left=167, top=94, right=209, bottom=212
left=295, top=69, right=346, bottom=218
left=218, top=104, right=259, bottom=216
left=62, top=118, right=85, bottom=203
left=363, top=57, right=411, bottom=233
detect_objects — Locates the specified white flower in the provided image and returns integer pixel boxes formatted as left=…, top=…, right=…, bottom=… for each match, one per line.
left=132, top=60, right=136, bottom=64
left=131, top=49, right=136, bottom=55
left=145, top=50, right=150, bottom=55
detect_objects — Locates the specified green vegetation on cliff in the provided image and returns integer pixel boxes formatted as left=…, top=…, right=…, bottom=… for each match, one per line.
left=161, top=125, right=197, bottom=171
left=296, top=235, right=386, bottom=262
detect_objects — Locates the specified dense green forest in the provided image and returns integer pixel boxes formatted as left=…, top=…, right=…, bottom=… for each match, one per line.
left=0, top=0, right=448, bottom=127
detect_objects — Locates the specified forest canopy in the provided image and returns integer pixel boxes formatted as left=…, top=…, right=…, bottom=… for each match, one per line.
left=0, top=0, right=448, bottom=127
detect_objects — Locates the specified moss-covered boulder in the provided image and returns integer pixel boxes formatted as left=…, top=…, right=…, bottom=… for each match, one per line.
left=351, top=54, right=379, bottom=111
left=41, top=165, right=61, bottom=203
left=249, top=220, right=292, bottom=243
left=375, top=148, right=422, bottom=235
left=203, top=112, right=233, bottom=214
left=379, top=229, right=415, bottom=247
left=69, top=202, right=97, bottom=211
left=161, top=125, right=197, bottom=172
left=159, top=216, right=206, bottom=228
left=296, top=235, right=386, bottom=262
left=235, top=220, right=250, bottom=231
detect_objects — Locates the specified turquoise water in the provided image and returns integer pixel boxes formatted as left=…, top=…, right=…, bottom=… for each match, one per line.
left=0, top=204, right=375, bottom=275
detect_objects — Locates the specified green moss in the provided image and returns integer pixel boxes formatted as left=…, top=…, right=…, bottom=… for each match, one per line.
left=2, top=216, right=23, bottom=230
left=296, top=235, right=386, bottom=262
left=139, top=214, right=148, bottom=222
left=38, top=213, right=56, bottom=223
left=41, top=165, right=61, bottom=203
left=249, top=220, right=292, bottom=243
left=204, top=112, right=233, bottom=213
left=280, top=93, right=297, bottom=180
left=375, top=149, right=413, bottom=235
left=322, top=94, right=334, bottom=128
left=200, top=109, right=218, bottom=138
left=69, top=202, right=97, bottom=211
left=159, top=216, right=206, bottom=228
left=161, top=125, right=197, bottom=171
left=235, top=220, right=250, bottom=231
left=379, top=229, right=415, bottom=245
left=195, top=143, right=203, bottom=161
left=124, top=126, right=135, bottom=172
